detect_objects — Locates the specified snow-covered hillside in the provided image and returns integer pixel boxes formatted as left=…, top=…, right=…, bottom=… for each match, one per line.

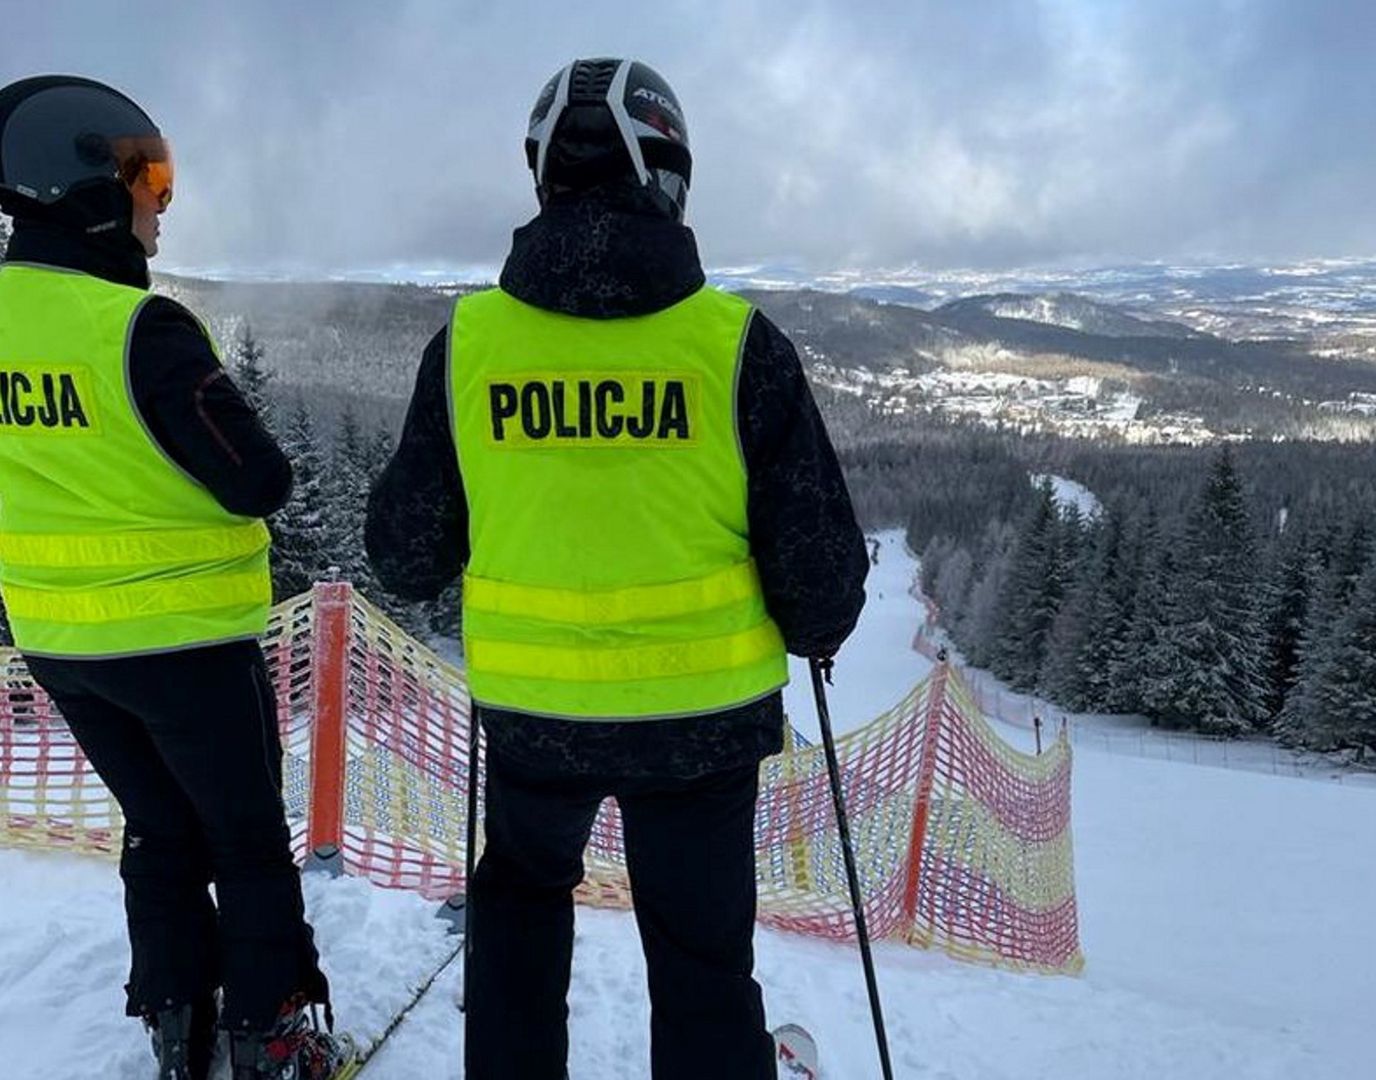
left=1031, top=473, right=1103, bottom=520
left=708, top=258, right=1376, bottom=344
left=808, top=362, right=1206, bottom=445
left=938, top=293, right=1198, bottom=340
left=1, top=533, right=1372, bottom=1078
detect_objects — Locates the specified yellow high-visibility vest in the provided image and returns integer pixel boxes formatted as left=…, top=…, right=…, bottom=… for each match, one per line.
left=450, top=285, right=787, bottom=719
left=0, top=263, right=271, bottom=657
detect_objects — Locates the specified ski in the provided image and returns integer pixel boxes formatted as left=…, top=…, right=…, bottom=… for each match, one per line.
left=318, top=1032, right=361, bottom=1080
left=774, top=1023, right=820, bottom=1080
left=329, top=1039, right=362, bottom=1080
left=346, top=936, right=464, bottom=1076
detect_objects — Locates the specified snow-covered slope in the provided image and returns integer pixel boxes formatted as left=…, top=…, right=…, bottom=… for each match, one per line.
left=2, top=532, right=1372, bottom=1078
left=782, top=532, right=932, bottom=740
left=1031, top=473, right=1103, bottom=520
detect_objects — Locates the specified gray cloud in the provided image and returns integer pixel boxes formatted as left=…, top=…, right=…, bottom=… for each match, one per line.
left=3, top=0, right=1372, bottom=274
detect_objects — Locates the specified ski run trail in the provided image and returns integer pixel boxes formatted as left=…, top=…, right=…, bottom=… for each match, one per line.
left=1, top=531, right=1372, bottom=1079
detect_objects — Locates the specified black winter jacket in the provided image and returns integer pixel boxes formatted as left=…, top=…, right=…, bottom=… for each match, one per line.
left=366, top=194, right=868, bottom=777
left=2, top=220, right=292, bottom=517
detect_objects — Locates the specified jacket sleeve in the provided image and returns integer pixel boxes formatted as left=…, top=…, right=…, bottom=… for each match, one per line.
left=364, top=327, right=469, bottom=600
left=128, top=297, right=293, bottom=517
left=739, top=310, right=868, bottom=657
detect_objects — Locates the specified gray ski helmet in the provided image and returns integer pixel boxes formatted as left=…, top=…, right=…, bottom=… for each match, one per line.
left=0, top=75, right=169, bottom=212
left=525, top=58, right=691, bottom=221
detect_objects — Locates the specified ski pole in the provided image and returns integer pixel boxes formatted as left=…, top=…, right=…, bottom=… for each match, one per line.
left=809, top=657, right=895, bottom=1080
left=460, top=702, right=480, bottom=1015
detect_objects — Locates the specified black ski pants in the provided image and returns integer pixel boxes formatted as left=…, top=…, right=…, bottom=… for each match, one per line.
left=465, top=744, right=776, bottom=1080
left=25, top=640, right=329, bottom=1030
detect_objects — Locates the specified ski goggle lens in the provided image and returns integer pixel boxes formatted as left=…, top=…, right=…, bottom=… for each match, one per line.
left=111, top=136, right=174, bottom=210
left=137, top=159, right=174, bottom=210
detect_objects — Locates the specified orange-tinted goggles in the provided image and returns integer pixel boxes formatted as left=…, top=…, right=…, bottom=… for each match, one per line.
left=111, top=135, right=174, bottom=211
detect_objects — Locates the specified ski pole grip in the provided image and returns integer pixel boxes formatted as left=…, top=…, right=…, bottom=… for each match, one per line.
left=812, top=655, right=835, bottom=686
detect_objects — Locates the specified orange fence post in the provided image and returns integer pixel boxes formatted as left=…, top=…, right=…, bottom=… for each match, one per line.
left=306, top=581, right=351, bottom=874
left=901, top=659, right=948, bottom=933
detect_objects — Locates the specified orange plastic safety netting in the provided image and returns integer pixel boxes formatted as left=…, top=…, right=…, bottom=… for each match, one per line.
left=0, top=593, right=318, bottom=860
left=0, top=583, right=1082, bottom=974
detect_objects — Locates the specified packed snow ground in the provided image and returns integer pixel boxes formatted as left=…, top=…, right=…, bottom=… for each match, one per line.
left=2, top=532, right=1373, bottom=1078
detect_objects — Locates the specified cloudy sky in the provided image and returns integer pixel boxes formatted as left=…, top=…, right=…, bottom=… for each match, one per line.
left=4, top=0, right=1372, bottom=276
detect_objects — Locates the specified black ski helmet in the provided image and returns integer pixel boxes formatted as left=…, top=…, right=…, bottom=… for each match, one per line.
left=525, top=58, right=691, bottom=221
left=0, top=75, right=171, bottom=232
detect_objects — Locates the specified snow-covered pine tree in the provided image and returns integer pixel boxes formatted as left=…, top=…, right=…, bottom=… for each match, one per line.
left=1083, top=507, right=1136, bottom=712
left=1105, top=502, right=1156, bottom=714
left=1279, top=551, right=1342, bottom=746
left=1126, top=518, right=1185, bottom=722
left=1323, top=557, right=1376, bottom=759
left=961, top=520, right=1016, bottom=669
left=1058, top=501, right=1086, bottom=570
left=1040, top=506, right=1097, bottom=708
left=1283, top=555, right=1376, bottom=756
left=930, top=546, right=974, bottom=641
left=324, top=404, right=373, bottom=591
left=990, top=478, right=1064, bottom=691
left=919, top=535, right=956, bottom=602
left=1043, top=506, right=1134, bottom=713
left=1277, top=520, right=1373, bottom=747
left=919, top=534, right=975, bottom=642
left=1259, top=531, right=1313, bottom=726
left=270, top=400, right=331, bottom=601
left=231, top=323, right=275, bottom=431
left=1329, top=518, right=1373, bottom=605
left=1147, top=448, right=1266, bottom=735
left=365, top=427, right=394, bottom=478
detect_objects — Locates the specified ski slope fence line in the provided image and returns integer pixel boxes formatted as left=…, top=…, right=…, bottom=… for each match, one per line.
left=0, top=582, right=1083, bottom=975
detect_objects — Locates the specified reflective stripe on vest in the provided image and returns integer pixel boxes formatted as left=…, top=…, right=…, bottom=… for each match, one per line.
left=0, top=264, right=273, bottom=657
left=465, top=621, right=784, bottom=684
left=463, top=559, right=763, bottom=626
left=451, top=285, right=788, bottom=720
left=2, top=569, right=270, bottom=624
left=0, top=521, right=269, bottom=568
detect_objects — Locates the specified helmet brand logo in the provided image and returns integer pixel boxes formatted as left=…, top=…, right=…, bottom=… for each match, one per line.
left=631, top=87, right=684, bottom=122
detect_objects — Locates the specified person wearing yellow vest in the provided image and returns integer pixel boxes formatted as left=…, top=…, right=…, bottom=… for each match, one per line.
left=367, top=59, right=868, bottom=1080
left=0, top=77, right=351, bottom=1080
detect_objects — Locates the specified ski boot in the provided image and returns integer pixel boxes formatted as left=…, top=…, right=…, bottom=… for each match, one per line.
left=228, top=995, right=357, bottom=1079
left=146, top=993, right=218, bottom=1080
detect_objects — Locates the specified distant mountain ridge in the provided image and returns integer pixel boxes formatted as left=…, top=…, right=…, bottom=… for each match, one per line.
left=937, top=292, right=1201, bottom=340
left=739, top=287, right=1320, bottom=384
left=147, top=270, right=1376, bottom=446
left=741, top=287, right=1376, bottom=443
left=709, top=258, right=1376, bottom=332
